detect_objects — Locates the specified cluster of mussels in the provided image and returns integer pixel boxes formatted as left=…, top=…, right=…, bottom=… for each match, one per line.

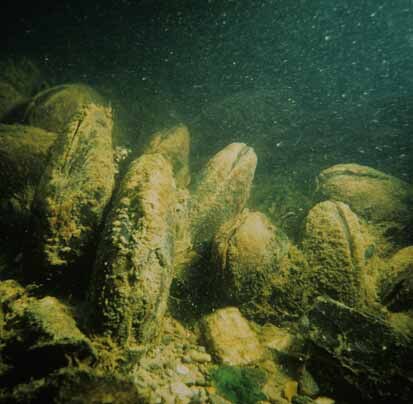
left=0, top=61, right=413, bottom=404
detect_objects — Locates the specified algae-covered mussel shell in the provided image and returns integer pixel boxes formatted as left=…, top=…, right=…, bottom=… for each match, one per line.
left=23, top=84, right=106, bottom=134
left=301, top=200, right=375, bottom=307
left=189, top=142, right=257, bottom=249
left=0, top=124, right=57, bottom=230
left=30, top=103, right=115, bottom=274
left=316, top=163, right=413, bottom=246
left=0, top=57, right=47, bottom=122
left=89, top=153, right=177, bottom=346
left=380, top=246, right=413, bottom=311
left=144, top=123, right=191, bottom=189
left=212, top=209, right=289, bottom=306
left=0, top=82, right=25, bottom=122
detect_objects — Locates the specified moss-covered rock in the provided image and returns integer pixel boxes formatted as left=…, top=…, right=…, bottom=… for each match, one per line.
left=0, top=367, right=143, bottom=404
left=306, top=296, right=413, bottom=403
left=316, top=163, right=413, bottom=248
left=212, top=210, right=288, bottom=310
left=190, top=143, right=257, bottom=249
left=30, top=103, right=115, bottom=272
left=89, top=153, right=177, bottom=346
left=144, top=123, right=191, bottom=188
left=0, top=281, right=95, bottom=387
left=301, top=200, right=374, bottom=307
left=0, top=124, right=57, bottom=230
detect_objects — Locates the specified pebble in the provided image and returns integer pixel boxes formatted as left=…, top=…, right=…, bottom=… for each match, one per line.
left=176, top=363, right=190, bottom=375
left=189, top=349, right=212, bottom=363
left=182, top=355, right=192, bottom=363
left=170, top=381, right=193, bottom=397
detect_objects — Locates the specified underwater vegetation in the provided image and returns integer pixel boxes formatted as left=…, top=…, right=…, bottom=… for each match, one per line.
left=210, top=365, right=267, bottom=404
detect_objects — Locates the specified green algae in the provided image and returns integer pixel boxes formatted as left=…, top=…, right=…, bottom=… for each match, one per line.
left=210, top=365, right=267, bottom=404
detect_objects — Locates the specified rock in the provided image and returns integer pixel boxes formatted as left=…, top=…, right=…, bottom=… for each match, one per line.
left=301, top=200, right=374, bottom=307
left=313, top=398, right=335, bottom=404
left=30, top=103, right=115, bottom=271
left=176, top=364, right=190, bottom=375
left=23, top=84, right=105, bottom=135
left=0, top=124, right=57, bottom=230
left=212, top=209, right=288, bottom=311
left=316, top=163, right=413, bottom=247
left=283, top=380, right=298, bottom=403
left=0, top=285, right=95, bottom=386
left=170, top=381, right=192, bottom=397
left=89, top=153, right=177, bottom=345
left=258, top=324, right=304, bottom=359
left=292, top=396, right=315, bottom=404
left=208, top=393, right=233, bottom=404
left=0, top=367, right=143, bottom=404
left=190, top=143, right=257, bottom=248
left=144, top=124, right=191, bottom=188
left=188, top=349, right=211, bottom=363
left=307, top=296, right=413, bottom=403
left=200, top=307, right=264, bottom=366
left=20, top=296, right=95, bottom=358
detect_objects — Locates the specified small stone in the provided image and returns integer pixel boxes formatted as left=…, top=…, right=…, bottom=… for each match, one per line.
left=314, top=397, right=335, bottom=404
left=201, top=307, right=264, bottom=366
left=182, top=355, right=192, bottom=363
left=188, top=349, right=212, bottom=363
left=176, top=363, right=190, bottom=375
left=170, top=381, right=192, bottom=397
left=189, top=386, right=208, bottom=403
left=283, top=380, right=298, bottom=402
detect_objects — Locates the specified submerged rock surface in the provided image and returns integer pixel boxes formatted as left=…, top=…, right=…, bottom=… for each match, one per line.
left=0, top=280, right=95, bottom=386
left=200, top=307, right=264, bottom=366
left=307, top=296, right=413, bottom=403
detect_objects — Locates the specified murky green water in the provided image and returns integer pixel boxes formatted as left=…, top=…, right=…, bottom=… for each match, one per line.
left=0, top=1, right=412, bottom=403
